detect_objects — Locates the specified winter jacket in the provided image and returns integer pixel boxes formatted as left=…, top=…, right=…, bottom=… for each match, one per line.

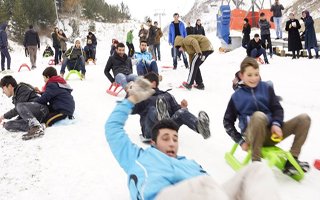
left=258, top=19, right=271, bottom=36
left=302, top=15, right=318, bottom=49
left=186, top=26, right=194, bottom=35
left=87, top=34, right=97, bottom=47
left=126, top=31, right=133, bottom=44
left=223, top=81, right=283, bottom=145
left=64, top=43, right=85, bottom=61
left=174, top=35, right=213, bottom=63
left=194, top=24, right=205, bottom=36
left=270, top=4, right=284, bottom=17
left=59, top=33, right=68, bottom=52
left=154, top=28, right=163, bottom=45
left=104, top=52, right=133, bottom=83
left=37, top=76, right=75, bottom=116
left=285, top=19, right=302, bottom=51
left=138, top=28, right=148, bottom=41
left=51, top=32, right=60, bottom=48
left=147, top=25, right=157, bottom=46
left=0, top=22, right=8, bottom=48
left=23, top=28, right=40, bottom=48
left=242, top=23, right=251, bottom=47
left=105, top=99, right=207, bottom=200
left=168, top=21, right=187, bottom=45
left=246, top=38, right=266, bottom=56
left=132, top=88, right=181, bottom=136
left=134, top=51, right=152, bottom=62
left=3, top=83, right=39, bottom=119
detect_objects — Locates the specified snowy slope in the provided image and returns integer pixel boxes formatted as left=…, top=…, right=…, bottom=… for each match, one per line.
left=1, top=20, right=320, bottom=200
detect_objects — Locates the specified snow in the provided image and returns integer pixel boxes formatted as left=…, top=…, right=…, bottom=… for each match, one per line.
left=1, top=17, right=320, bottom=200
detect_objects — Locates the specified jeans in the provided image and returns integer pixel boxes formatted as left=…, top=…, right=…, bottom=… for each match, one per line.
left=60, top=56, right=86, bottom=74
left=261, top=34, right=273, bottom=57
left=307, top=47, right=319, bottom=57
left=250, top=48, right=268, bottom=61
left=114, top=73, right=137, bottom=88
left=0, top=47, right=11, bottom=70
left=53, top=46, right=60, bottom=65
left=126, top=42, right=135, bottom=57
left=84, top=46, right=96, bottom=60
left=3, top=102, right=49, bottom=132
left=273, top=17, right=282, bottom=38
left=136, top=60, right=158, bottom=75
left=141, top=107, right=199, bottom=138
left=172, top=47, right=188, bottom=68
left=153, top=44, right=161, bottom=60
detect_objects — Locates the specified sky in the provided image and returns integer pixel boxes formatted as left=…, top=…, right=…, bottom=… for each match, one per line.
left=106, top=0, right=195, bottom=26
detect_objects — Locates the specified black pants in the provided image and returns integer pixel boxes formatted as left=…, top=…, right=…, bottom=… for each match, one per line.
left=126, top=42, right=135, bottom=57
left=186, top=51, right=213, bottom=86
left=53, top=46, right=60, bottom=65
left=261, top=34, right=273, bottom=56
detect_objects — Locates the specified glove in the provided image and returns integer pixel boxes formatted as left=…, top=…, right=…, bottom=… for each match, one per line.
left=127, top=77, right=155, bottom=103
left=198, top=53, right=206, bottom=61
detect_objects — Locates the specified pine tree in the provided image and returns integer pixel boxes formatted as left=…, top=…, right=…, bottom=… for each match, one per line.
left=11, top=0, right=29, bottom=43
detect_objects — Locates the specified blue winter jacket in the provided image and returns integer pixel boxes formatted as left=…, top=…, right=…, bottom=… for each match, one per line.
left=223, top=81, right=283, bottom=145
left=168, top=21, right=187, bottom=45
left=105, top=99, right=207, bottom=200
left=134, top=51, right=152, bottom=62
left=37, top=78, right=75, bottom=116
left=0, top=22, right=8, bottom=48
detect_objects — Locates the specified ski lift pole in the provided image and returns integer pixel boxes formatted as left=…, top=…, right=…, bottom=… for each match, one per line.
left=53, top=0, right=60, bottom=28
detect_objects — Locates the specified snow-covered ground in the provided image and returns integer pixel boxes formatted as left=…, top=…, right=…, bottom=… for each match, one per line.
left=1, top=20, right=320, bottom=200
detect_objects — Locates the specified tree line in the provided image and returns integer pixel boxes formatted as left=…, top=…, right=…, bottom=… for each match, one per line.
left=0, top=0, right=130, bottom=43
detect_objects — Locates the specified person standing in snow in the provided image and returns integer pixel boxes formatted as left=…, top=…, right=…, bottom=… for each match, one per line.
left=138, top=24, right=148, bottom=42
left=285, top=13, right=302, bottom=59
left=0, top=76, right=49, bottom=140
left=51, top=27, right=61, bottom=65
left=186, top=22, right=194, bottom=35
left=301, top=10, right=319, bottom=59
left=36, top=67, right=75, bottom=127
left=242, top=18, right=251, bottom=49
left=194, top=19, right=205, bottom=36
left=126, top=29, right=135, bottom=57
left=168, top=13, right=189, bottom=69
left=153, top=21, right=163, bottom=61
left=174, top=35, right=213, bottom=90
left=270, top=0, right=284, bottom=39
left=23, top=25, right=40, bottom=69
left=258, top=12, right=273, bottom=58
left=58, top=29, right=68, bottom=63
left=146, top=19, right=157, bottom=59
left=0, top=22, right=11, bottom=72
left=223, top=57, right=311, bottom=176
left=105, top=77, right=281, bottom=200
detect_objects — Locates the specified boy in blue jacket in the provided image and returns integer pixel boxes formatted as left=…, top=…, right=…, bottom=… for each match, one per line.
left=105, top=77, right=281, bottom=200
left=36, top=67, right=75, bottom=126
left=223, top=57, right=310, bottom=176
left=133, top=40, right=159, bottom=75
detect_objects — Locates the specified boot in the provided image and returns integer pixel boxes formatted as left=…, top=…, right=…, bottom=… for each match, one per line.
left=22, top=125, right=45, bottom=140
left=196, top=111, right=211, bottom=139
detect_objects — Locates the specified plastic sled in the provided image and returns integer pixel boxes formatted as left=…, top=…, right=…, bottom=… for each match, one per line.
left=18, top=63, right=31, bottom=72
left=178, top=81, right=196, bottom=89
left=225, top=143, right=305, bottom=181
left=314, top=159, right=320, bottom=170
left=161, top=66, right=174, bottom=69
left=48, top=59, right=55, bottom=65
left=106, top=83, right=123, bottom=96
left=86, top=58, right=96, bottom=65
left=65, top=70, right=83, bottom=80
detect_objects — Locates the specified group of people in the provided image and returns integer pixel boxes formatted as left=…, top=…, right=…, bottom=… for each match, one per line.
left=243, top=0, right=319, bottom=62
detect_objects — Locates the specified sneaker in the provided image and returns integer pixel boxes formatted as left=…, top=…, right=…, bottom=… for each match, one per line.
left=156, top=97, right=170, bottom=120
left=283, top=159, right=310, bottom=176
left=265, top=60, right=270, bottom=64
left=182, top=82, right=192, bottom=90
left=22, top=125, right=45, bottom=140
left=31, top=66, right=36, bottom=69
left=196, top=111, right=211, bottom=139
left=194, top=84, right=205, bottom=90
left=81, top=73, right=85, bottom=79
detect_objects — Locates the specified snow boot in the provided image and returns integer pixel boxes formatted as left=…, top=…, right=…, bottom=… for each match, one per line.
left=283, top=159, right=310, bottom=176
left=156, top=97, right=170, bottom=120
left=22, top=125, right=45, bottom=140
left=196, top=111, right=211, bottom=139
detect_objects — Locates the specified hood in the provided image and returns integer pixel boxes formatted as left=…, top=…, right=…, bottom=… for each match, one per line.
left=74, top=38, right=82, bottom=46
left=174, top=36, right=184, bottom=48
left=0, top=22, right=7, bottom=31
left=42, top=76, right=67, bottom=91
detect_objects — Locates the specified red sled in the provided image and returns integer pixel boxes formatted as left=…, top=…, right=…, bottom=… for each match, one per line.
left=161, top=66, right=174, bottom=69
left=106, top=83, right=123, bottom=96
left=314, top=159, right=320, bottom=170
left=18, top=63, right=31, bottom=72
left=178, top=81, right=196, bottom=89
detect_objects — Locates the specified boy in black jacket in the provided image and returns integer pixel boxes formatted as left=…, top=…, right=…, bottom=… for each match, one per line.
left=132, top=72, right=211, bottom=139
left=247, top=34, right=269, bottom=64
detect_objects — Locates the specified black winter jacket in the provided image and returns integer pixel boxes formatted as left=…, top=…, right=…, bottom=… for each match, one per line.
left=104, top=52, right=133, bottom=83
left=194, top=24, right=205, bottom=36
left=246, top=39, right=266, bottom=56
left=24, top=29, right=40, bottom=48
left=3, top=83, right=40, bottom=119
